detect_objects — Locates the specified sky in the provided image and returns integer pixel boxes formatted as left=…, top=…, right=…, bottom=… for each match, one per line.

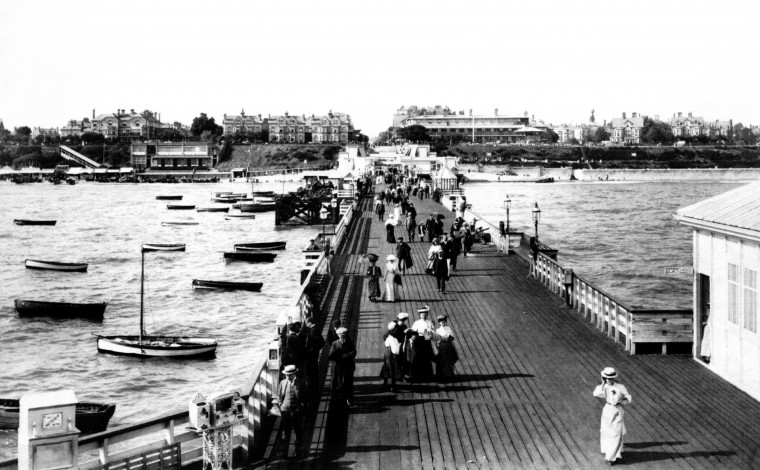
left=1, top=0, right=759, bottom=137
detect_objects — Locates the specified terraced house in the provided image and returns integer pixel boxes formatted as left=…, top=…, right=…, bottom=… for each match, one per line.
left=306, top=111, right=352, bottom=143
left=268, top=113, right=306, bottom=143
left=222, top=110, right=264, bottom=135
left=610, top=112, right=645, bottom=144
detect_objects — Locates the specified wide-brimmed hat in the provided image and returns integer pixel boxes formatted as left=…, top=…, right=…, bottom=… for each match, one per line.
left=387, top=254, right=397, bottom=261
left=388, top=321, right=397, bottom=330
left=417, top=305, right=430, bottom=314
left=397, top=312, right=409, bottom=320
left=437, top=315, right=447, bottom=322
left=283, top=365, right=297, bottom=375
left=336, top=327, right=348, bottom=335
left=601, top=367, right=618, bottom=379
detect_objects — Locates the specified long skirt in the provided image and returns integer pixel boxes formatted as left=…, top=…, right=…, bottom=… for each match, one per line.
left=383, top=280, right=397, bottom=301
left=394, top=207, right=402, bottom=225
left=368, top=278, right=381, bottom=299
left=379, top=348, right=402, bottom=382
left=410, top=338, right=434, bottom=380
left=599, top=404, right=626, bottom=461
left=436, top=340, right=458, bottom=380
left=386, top=225, right=396, bottom=243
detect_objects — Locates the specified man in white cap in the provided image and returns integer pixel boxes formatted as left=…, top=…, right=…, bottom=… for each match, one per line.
left=274, top=364, right=308, bottom=454
left=593, top=367, right=632, bottom=465
left=328, top=327, right=356, bottom=406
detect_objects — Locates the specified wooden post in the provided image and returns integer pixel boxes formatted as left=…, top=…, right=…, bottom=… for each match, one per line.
left=627, top=310, right=634, bottom=353
left=613, top=303, right=621, bottom=343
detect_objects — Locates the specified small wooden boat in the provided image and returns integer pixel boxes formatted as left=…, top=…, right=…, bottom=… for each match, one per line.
left=15, top=300, right=107, bottom=319
left=239, top=202, right=276, bottom=213
left=0, top=399, right=116, bottom=434
left=196, top=207, right=229, bottom=213
left=224, top=213, right=256, bottom=220
left=167, top=204, right=195, bottom=210
left=234, top=241, right=287, bottom=251
left=162, top=221, right=199, bottom=226
left=251, top=191, right=275, bottom=197
left=192, top=280, right=263, bottom=291
left=223, top=252, right=276, bottom=263
left=156, top=195, right=183, bottom=200
left=141, top=243, right=186, bottom=252
left=25, top=259, right=88, bottom=272
left=96, top=243, right=215, bottom=359
left=14, top=219, right=57, bottom=226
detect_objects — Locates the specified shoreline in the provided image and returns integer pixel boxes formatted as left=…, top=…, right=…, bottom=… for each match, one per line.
left=462, top=167, right=760, bottom=182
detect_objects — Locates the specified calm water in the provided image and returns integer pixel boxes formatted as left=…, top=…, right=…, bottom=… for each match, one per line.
left=462, top=180, right=746, bottom=310
left=0, top=180, right=309, bottom=458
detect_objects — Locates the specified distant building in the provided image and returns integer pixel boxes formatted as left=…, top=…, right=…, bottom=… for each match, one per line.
left=396, top=107, right=550, bottom=144
left=31, top=127, right=60, bottom=139
left=670, top=112, right=706, bottom=138
left=63, top=109, right=162, bottom=139
left=222, top=110, right=264, bottom=135
left=60, top=119, right=92, bottom=137
left=554, top=126, right=584, bottom=144
left=267, top=113, right=306, bottom=143
left=675, top=181, right=760, bottom=401
left=131, top=142, right=212, bottom=171
left=306, top=111, right=352, bottom=143
left=610, top=112, right=645, bottom=144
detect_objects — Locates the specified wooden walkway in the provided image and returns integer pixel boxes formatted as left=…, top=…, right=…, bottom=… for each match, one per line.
left=256, top=186, right=760, bottom=470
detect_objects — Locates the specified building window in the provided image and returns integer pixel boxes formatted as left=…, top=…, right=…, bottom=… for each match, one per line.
left=729, top=263, right=739, bottom=324
left=743, top=268, right=757, bottom=333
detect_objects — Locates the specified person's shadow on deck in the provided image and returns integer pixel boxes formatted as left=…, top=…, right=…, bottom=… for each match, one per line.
left=621, top=449, right=736, bottom=465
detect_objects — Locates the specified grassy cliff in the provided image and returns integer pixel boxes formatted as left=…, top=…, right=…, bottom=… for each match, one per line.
left=215, top=144, right=342, bottom=170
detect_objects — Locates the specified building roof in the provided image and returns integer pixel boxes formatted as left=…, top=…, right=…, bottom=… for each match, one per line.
left=675, top=181, right=760, bottom=234
left=610, top=117, right=645, bottom=128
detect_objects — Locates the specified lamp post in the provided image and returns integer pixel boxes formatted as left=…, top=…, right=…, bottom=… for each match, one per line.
left=319, top=205, right=328, bottom=240
left=532, top=202, right=541, bottom=246
left=503, top=195, right=512, bottom=254
left=330, top=197, right=338, bottom=234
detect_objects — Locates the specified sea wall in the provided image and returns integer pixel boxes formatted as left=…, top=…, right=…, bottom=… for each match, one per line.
left=459, top=164, right=760, bottom=182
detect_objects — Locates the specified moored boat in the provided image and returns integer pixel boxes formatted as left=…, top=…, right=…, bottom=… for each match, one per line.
left=224, top=213, right=256, bottom=220
left=196, top=206, right=229, bottom=213
left=156, top=195, right=183, bottom=200
left=223, top=251, right=276, bottom=263
left=96, top=243, right=216, bottom=359
left=14, top=219, right=57, bottom=226
left=15, top=299, right=107, bottom=319
left=167, top=204, right=195, bottom=210
left=0, top=399, right=116, bottom=434
left=234, top=241, right=287, bottom=251
left=161, top=221, right=199, bottom=226
left=251, top=190, right=275, bottom=197
left=239, top=202, right=276, bottom=213
left=192, top=279, right=263, bottom=291
left=25, top=259, right=88, bottom=272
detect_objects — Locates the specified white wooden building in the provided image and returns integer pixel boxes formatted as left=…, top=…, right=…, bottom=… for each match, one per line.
left=675, top=181, right=760, bottom=400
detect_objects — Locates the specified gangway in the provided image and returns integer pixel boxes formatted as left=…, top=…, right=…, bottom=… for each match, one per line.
left=59, top=145, right=105, bottom=169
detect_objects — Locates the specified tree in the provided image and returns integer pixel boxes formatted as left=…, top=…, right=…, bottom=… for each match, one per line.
left=190, top=113, right=222, bottom=138
left=544, top=130, right=559, bottom=144
left=396, top=125, right=430, bottom=143
left=375, top=130, right=390, bottom=144
left=80, top=132, right=105, bottom=144
left=15, top=126, right=32, bottom=137
left=585, top=127, right=610, bottom=143
left=640, top=118, right=674, bottom=145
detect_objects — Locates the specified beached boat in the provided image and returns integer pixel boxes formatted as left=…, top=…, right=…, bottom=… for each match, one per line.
left=234, top=241, right=287, bottom=251
left=166, top=204, right=195, bottom=210
left=192, top=280, right=263, bottom=291
left=161, top=221, right=199, bottom=226
left=97, top=244, right=217, bottom=358
left=196, top=206, right=229, bottom=213
left=15, top=299, right=107, bottom=319
left=223, top=252, right=276, bottom=263
left=14, top=219, right=57, bottom=226
left=224, top=213, right=256, bottom=220
left=156, top=195, right=183, bottom=200
left=0, top=399, right=116, bottom=434
left=25, top=259, right=88, bottom=272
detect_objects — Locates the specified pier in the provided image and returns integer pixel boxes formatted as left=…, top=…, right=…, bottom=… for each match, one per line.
left=4, top=185, right=760, bottom=470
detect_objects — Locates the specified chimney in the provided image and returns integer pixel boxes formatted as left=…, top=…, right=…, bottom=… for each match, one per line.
left=130, top=109, right=134, bottom=114
left=688, top=112, right=692, bottom=118
left=622, top=112, right=626, bottom=119
left=469, top=109, right=472, bottom=116
left=285, top=111, right=289, bottom=117
left=632, top=112, right=637, bottom=118
left=678, top=112, right=682, bottom=118
left=258, top=114, right=261, bottom=119
left=92, top=109, right=95, bottom=119
left=494, top=108, right=498, bottom=116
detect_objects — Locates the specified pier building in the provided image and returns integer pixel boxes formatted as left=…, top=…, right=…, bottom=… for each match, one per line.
left=130, top=142, right=213, bottom=171
left=676, top=181, right=760, bottom=401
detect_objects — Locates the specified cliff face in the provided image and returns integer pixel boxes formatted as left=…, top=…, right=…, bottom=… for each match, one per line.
left=214, top=144, right=341, bottom=170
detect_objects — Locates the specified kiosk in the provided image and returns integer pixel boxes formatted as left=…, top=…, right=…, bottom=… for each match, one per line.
left=18, top=390, right=80, bottom=470
left=189, top=391, right=246, bottom=470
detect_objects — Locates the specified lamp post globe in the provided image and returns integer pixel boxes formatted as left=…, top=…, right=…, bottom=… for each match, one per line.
left=319, top=205, right=328, bottom=238
left=532, top=202, right=541, bottom=244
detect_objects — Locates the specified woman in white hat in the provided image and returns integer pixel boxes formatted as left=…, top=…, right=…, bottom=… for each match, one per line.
left=435, top=315, right=458, bottom=381
left=593, top=367, right=632, bottom=465
left=380, top=321, right=402, bottom=392
left=383, top=254, right=400, bottom=302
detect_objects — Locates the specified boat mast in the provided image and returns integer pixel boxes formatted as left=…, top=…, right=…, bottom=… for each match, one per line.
left=140, top=249, right=144, bottom=342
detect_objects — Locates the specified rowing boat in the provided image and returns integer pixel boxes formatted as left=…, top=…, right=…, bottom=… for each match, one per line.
left=234, top=241, right=286, bottom=251
left=223, top=252, right=276, bottom=263
left=14, top=219, right=57, bottom=226
left=25, top=259, right=88, bottom=272
left=0, top=399, right=116, bottom=434
left=192, top=280, right=263, bottom=291
left=15, top=300, right=107, bottom=319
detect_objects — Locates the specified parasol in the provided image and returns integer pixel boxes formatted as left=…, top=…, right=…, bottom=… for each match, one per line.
left=361, top=253, right=379, bottom=263
left=436, top=214, right=446, bottom=220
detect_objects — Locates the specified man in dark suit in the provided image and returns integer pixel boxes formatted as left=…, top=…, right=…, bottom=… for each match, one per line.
left=303, top=317, right=325, bottom=395
left=425, top=214, right=436, bottom=243
left=275, top=365, right=309, bottom=453
left=328, top=327, right=356, bottom=406
left=282, top=323, right=305, bottom=372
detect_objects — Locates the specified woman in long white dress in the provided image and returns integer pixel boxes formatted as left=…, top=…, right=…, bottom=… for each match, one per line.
left=394, top=203, right=403, bottom=225
left=383, top=255, right=400, bottom=302
left=435, top=315, right=459, bottom=380
left=593, top=367, right=632, bottom=465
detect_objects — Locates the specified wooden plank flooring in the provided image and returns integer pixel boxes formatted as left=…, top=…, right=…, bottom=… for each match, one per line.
left=254, top=186, right=760, bottom=470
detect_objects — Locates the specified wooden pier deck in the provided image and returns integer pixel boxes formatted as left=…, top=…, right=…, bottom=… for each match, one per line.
left=256, top=187, right=760, bottom=470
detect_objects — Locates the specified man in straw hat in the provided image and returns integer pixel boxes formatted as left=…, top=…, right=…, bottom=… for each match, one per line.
left=328, top=327, right=357, bottom=406
left=593, top=367, right=632, bottom=465
left=274, top=364, right=309, bottom=454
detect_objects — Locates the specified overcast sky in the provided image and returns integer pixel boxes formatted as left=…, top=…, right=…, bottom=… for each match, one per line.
left=1, top=0, right=758, bottom=136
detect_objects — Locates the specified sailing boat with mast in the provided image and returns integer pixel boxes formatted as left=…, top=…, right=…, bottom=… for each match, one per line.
left=96, top=243, right=217, bottom=358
